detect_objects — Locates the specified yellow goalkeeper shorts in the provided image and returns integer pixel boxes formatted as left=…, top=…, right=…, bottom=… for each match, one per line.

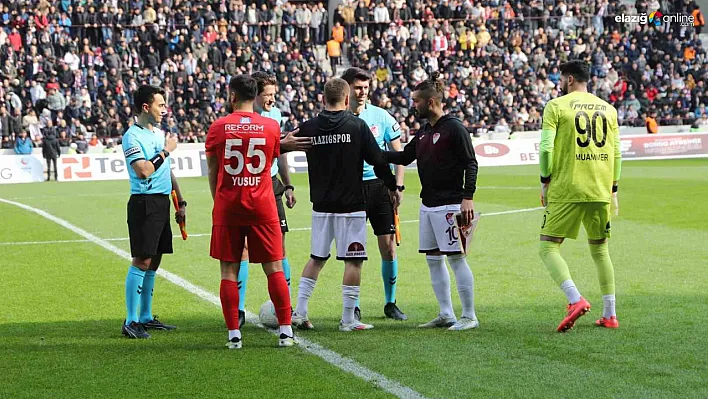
left=540, top=202, right=611, bottom=240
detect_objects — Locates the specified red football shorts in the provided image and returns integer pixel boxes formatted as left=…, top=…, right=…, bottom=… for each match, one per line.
left=210, top=222, right=283, bottom=264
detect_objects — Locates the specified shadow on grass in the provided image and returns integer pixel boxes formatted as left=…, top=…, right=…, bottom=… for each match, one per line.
left=0, top=316, right=295, bottom=351
left=1, top=294, right=706, bottom=399
left=0, top=317, right=399, bottom=399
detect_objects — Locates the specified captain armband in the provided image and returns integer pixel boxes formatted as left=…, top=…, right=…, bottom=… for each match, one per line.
left=150, top=151, right=168, bottom=170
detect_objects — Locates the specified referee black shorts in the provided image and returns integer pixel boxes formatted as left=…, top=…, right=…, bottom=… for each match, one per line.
left=127, top=194, right=173, bottom=258
left=272, top=176, right=289, bottom=233
left=363, top=179, right=396, bottom=236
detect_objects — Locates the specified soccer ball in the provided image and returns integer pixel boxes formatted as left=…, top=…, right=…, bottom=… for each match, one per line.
left=259, top=300, right=279, bottom=329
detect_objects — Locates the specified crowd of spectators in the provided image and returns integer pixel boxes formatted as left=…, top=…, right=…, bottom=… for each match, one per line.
left=1, top=0, right=330, bottom=151
left=0, top=0, right=707, bottom=152
left=337, top=0, right=707, bottom=139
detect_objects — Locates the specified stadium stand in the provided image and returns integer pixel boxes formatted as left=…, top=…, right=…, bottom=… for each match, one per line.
left=0, top=0, right=706, bottom=151
left=0, top=0, right=330, bottom=150
left=338, top=0, right=707, bottom=138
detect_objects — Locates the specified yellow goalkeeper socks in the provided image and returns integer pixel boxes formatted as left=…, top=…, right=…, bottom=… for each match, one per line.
left=539, top=240, right=572, bottom=286
left=589, top=242, right=616, bottom=296
left=540, top=241, right=583, bottom=304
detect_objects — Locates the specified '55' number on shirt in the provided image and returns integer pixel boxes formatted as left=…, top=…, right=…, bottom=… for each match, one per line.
left=225, top=137, right=267, bottom=187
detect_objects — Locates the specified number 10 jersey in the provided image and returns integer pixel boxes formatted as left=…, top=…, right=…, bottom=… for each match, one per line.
left=206, top=111, right=281, bottom=226
left=541, top=91, right=621, bottom=203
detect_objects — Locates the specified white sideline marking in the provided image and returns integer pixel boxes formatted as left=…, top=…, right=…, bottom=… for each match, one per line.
left=0, top=207, right=543, bottom=246
left=399, top=206, right=544, bottom=224
left=0, top=239, right=91, bottom=246
left=0, top=233, right=213, bottom=246
left=475, top=186, right=537, bottom=190
left=0, top=197, right=429, bottom=399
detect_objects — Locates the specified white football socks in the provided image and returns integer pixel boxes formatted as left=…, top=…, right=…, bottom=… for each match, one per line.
left=295, top=277, right=317, bottom=318
left=448, top=254, right=477, bottom=320
left=342, top=285, right=360, bottom=325
left=602, top=294, right=616, bottom=318
left=560, top=280, right=582, bottom=304
left=280, top=325, right=293, bottom=337
left=228, top=329, right=241, bottom=341
left=426, top=255, right=454, bottom=318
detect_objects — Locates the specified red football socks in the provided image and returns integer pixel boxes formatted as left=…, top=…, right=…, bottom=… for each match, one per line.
left=220, top=279, right=240, bottom=330
left=267, top=271, right=292, bottom=326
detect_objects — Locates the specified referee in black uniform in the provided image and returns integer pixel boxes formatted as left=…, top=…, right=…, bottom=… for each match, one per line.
left=120, top=85, right=186, bottom=339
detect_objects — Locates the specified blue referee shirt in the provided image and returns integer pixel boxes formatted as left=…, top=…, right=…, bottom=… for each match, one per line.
left=122, top=124, right=172, bottom=195
left=258, top=106, right=283, bottom=177
left=357, top=104, right=401, bottom=181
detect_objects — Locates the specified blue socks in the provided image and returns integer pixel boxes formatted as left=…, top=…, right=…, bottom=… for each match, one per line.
left=238, top=260, right=249, bottom=312
left=282, top=257, right=291, bottom=290
left=351, top=258, right=400, bottom=308
left=139, top=270, right=156, bottom=323
left=125, top=266, right=145, bottom=325
left=382, top=259, right=398, bottom=304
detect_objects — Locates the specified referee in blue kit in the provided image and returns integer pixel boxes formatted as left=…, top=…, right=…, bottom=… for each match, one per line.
left=120, top=85, right=185, bottom=339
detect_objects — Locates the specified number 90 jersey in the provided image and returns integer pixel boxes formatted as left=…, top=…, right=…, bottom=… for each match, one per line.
left=206, top=112, right=281, bottom=226
left=541, top=92, right=621, bottom=203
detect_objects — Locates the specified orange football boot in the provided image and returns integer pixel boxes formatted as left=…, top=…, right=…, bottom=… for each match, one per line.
left=595, top=316, right=619, bottom=328
left=557, top=297, right=591, bottom=332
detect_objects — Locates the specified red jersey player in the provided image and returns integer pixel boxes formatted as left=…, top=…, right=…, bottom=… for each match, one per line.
left=205, top=74, right=295, bottom=349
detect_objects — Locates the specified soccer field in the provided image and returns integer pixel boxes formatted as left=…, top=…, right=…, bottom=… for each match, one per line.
left=1, top=159, right=707, bottom=398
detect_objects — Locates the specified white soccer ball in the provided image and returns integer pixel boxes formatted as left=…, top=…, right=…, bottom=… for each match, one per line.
left=259, top=300, right=279, bottom=329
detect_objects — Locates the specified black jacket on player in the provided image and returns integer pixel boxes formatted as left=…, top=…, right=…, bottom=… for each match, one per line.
left=298, top=110, right=397, bottom=213
left=384, top=114, right=478, bottom=207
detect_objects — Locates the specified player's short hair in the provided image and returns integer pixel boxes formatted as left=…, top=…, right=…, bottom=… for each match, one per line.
left=560, top=60, right=590, bottom=83
left=340, top=67, right=372, bottom=85
left=133, top=85, right=165, bottom=113
left=251, top=71, right=278, bottom=95
left=324, top=78, right=350, bottom=105
left=414, top=71, right=444, bottom=101
left=229, top=74, right=258, bottom=102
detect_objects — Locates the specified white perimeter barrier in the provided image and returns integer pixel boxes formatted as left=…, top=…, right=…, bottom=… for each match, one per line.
left=2, top=133, right=707, bottom=184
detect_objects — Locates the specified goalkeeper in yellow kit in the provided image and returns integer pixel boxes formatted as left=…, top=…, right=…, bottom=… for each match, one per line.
left=538, top=60, right=622, bottom=332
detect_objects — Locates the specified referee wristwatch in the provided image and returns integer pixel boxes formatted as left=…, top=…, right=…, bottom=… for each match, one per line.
left=285, top=185, right=295, bottom=191
left=396, top=185, right=405, bottom=192
left=178, top=200, right=187, bottom=207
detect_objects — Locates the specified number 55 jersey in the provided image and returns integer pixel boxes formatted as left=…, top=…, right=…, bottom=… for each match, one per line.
left=206, top=112, right=281, bottom=226
left=541, top=91, right=622, bottom=203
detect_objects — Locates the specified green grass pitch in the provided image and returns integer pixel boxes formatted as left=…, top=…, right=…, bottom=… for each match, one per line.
left=1, top=159, right=706, bottom=398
